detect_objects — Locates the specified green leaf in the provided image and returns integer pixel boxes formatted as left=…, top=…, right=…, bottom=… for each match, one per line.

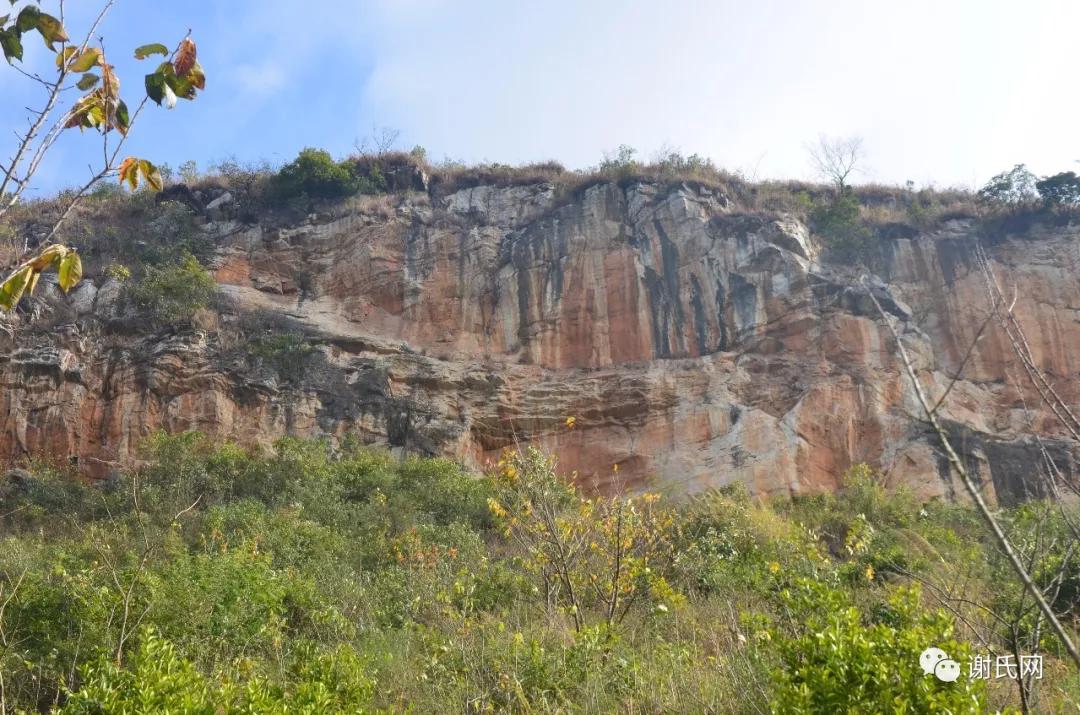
left=14, top=5, right=38, bottom=32
left=0, top=265, right=33, bottom=311
left=166, top=73, right=195, bottom=100
left=145, top=71, right=166, bottom=105
left=69, top=47, right=101, bottom=72
left=114, top=100, right=130, bottom=135
left=33, top=12, right=67, bottom=50
left=76, top=72, right=99, bottom=91
left=0, top=27, right=21, bottom=62
left=134, top=42, right=168, bottom=60
left=57, top=251, right=82, bottom=292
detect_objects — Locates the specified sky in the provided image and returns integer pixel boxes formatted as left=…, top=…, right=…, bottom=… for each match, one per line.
left=4, top=0, right=1080, bottom=196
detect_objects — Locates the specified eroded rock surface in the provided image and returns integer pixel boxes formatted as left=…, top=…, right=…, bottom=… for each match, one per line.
left=2, top=182, right=1079, bottom=504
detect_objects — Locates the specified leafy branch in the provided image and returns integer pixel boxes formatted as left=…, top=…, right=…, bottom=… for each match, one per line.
left=0, top=2, right=206, bottom=313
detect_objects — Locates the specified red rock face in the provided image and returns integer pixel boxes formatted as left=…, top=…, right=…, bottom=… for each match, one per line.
left=1, top=182, right=1078, bottom=504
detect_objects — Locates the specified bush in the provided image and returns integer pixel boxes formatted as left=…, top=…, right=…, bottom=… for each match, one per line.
left=1036, top=171, right=1080, bottom=208
left=248, top=332, right=317, bottom=383
left=770, top=582, right=986, bottom=714
left=125, top=251, right=216, bottom=323
left=597, top=144, right=642, bottom=178
left=271, top=148, right=361, bottom=202
left=61, top=631, right=377, bottom=714
left=810, top=189, right=874, bottom=261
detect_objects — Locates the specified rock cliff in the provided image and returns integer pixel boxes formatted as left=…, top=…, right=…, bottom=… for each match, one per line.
left=3, top=180, right=1079, bottom=503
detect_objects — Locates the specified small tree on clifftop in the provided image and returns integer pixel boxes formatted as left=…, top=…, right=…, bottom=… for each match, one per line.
left=807, top=134, right=863, bottom=193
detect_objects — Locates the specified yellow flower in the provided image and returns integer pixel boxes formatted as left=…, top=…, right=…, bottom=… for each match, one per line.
left=865, top=564, right=875, bottom=582
left=769, top=561, right=781, bottom=574
left=565, top=416, right=576, bottom=430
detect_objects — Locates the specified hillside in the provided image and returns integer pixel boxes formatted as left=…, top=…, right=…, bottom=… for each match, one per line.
left=0, top=155, right=1077, bottom=504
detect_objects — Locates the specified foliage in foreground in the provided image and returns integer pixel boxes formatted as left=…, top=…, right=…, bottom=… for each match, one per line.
left=0, top=435, right=1077, bottom=713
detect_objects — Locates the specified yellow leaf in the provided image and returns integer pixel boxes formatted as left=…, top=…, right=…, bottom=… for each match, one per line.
left=57, top=251, right=82, bottom=292
left=28, top=244, right=68, bottom=271
left=69, top=47, right=101, bottom=73
left=139, top=159, right=163, bottom=192
left=0, top=265, right=34, bottom=311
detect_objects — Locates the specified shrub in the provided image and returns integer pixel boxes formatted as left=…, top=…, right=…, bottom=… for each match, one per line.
left=125, top=252, right=216, bottom=323
left=60, top=631, right=377, bottom=714
left=810, top=189, right=874, bottom=261
left=770, top=582, right=986, bottom=714
left=271, top=148, right=360, bottom=202
left=597, top=144, right=642, bottom=178
left=248, top=332, right=317, bottom=383
left=1036, top=171, right=1080, bottom=208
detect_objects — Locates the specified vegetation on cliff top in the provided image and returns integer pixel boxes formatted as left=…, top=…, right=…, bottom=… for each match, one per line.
left=0, top=434, right=1076, bottom=713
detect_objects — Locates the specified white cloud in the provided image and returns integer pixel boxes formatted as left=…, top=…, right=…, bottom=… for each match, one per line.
left=351, top=0, right=1080, bottom=186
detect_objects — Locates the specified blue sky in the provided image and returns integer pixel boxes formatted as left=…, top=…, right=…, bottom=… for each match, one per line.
left=5, top=0, right=1080, bottom=196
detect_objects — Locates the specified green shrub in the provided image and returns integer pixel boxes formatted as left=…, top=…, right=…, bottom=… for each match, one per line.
left=125, top=251, right=215, bottom=322
left=810, top=189, right=874, bottom=261
left=271, top=148, right=360, bottom=202
left=60, top=631, right=377, bottom=714
left=770, top=582, right=986, bottom=714
left=1035, top=171, right=1080, bottom=208
left=248, top=332, right=317, bottom=383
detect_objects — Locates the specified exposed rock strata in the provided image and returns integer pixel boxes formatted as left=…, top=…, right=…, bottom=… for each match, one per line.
left=2, top=182, right=1079, bottom=504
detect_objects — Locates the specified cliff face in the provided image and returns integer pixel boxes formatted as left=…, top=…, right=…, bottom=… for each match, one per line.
left=3, top=181, right=1079, bottom=503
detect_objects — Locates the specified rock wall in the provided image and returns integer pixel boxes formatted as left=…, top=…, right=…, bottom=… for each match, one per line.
left=2, top=181, right=1079, bottom=503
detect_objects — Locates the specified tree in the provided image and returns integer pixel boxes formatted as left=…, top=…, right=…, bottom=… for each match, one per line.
left=977, top=164, right=1038, bottom=206
left=807, top=134, right=863, bottom=192
left=1035, top=171, right=1080, bottom=208
left=0, top=2, right=206, bottom=312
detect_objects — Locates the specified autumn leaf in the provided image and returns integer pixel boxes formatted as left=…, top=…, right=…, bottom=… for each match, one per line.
left=57, top=251, right=82, bottom=292
left=187, top=61, right=205, bottom=90
left=55, top=45, right=77, bottom=68
left=69, top=47, right=101, bottom=72
left=100, top=63, right=119, bottom=99
left=133, top=42, right=168, bottom=60
left=139, top=159, right=163, bottom=191
left=118, top=157, right=139, bottom=190
left=28, top=244, right=69, bottom=272
left=33, top=12, right=67, bottom=50
left=173, top=37, right=196, bottom=77
left=0, top=265, right=32, bottom=311
left=118, top=157, right=163, bottom=192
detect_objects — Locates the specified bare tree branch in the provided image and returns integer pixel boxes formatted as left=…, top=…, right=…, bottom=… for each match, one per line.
left=863, top=278, right=1080, bottom=670
left=807, top=135, right=863, bottom=192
